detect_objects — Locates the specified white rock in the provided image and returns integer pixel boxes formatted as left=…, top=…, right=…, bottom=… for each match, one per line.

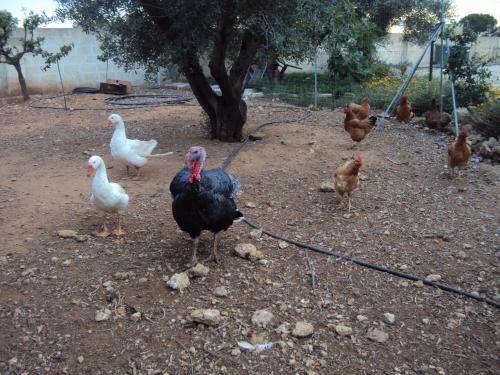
left=189, top=309, right=221, bottom=326
left=189, top=263, right=210, bottom=277
left=114, top=272, right=129, bottom=280
left=275, top=322, right=291, bottom=335
left=357, top=315, right=368, bottom=322
left=77, top=355, right=84, bottom=364
left=130, top=312, right=141, bottom=322
left=95, top=309, right=111, bottom=322
left=425, top=274, right=442, bottom=282
left=62, top=259, right=72, bottom=266
left=246, top=201, right=257, bottom=208
left=234, top=243, right=263, bottom=261
left=213, top=286, right=229, bottom=297
left=57, top=230, right=77, bottom=238
left=249, top=229, right=262, bottom=238
left=367, top=328, right=389, bottom=343
left=251, top=309, right=274, bottom=328
left=335, top=324, right=353, bottom=336
left=319, top=181, right=335, bottom=192
left=383, top=313, right=396, bottom=325
left=292, top=321, right=314, bottom=337
left=278, top=240, right=289, bottom=249
left=166, top=272, right=190, bottom=291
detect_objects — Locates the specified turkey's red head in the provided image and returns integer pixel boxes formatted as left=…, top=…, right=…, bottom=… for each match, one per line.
left=185, top=146, right=206, bottom=183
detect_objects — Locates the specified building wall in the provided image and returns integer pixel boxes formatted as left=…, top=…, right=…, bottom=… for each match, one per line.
left=0, top=28, right=148, bottom=97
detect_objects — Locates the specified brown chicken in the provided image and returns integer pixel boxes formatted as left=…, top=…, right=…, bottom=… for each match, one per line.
left=448, top=129, right=471, bottom=178
left=334, top=156, right=363, bottom=211
left=343, top=106, right=377, bottom=147
left=396, top=96, right=412, bottom=123
left=347, top=97, right=371, bottom=120
left=425, top=98, right=440, bottom=129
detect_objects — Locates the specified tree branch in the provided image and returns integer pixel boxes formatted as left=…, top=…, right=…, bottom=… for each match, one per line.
left=180, top=53, right=218, bottom=121
left=229, top=29, right=260, bottom=95
left=208, top=2, right=236, bottom=100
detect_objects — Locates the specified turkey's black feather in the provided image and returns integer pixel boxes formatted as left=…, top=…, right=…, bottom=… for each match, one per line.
left=170, top=167, right=242, bottom=239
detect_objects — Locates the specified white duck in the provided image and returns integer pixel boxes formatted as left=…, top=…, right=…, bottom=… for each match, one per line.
left=107, top=113, right=172, bottom=176
left=87, top=155, right=129, bottom=237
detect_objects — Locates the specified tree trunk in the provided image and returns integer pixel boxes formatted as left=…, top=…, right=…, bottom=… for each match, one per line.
left=213, top=96, right=246, bottom=142
left=13, top=61, right=29, bottom=101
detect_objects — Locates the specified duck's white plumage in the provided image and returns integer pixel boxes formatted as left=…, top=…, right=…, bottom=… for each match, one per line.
left=109, top=114, right=158, bottom=168
left=89, top=156, right=129, bottom=214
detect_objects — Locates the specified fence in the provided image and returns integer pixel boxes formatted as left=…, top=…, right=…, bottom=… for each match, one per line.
left=1, top=28, right=498, bottom=98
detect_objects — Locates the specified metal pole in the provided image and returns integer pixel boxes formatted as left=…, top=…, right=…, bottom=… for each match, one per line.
left=429, top=41, right=434, bottom=81
left=56, top=60, right=67, bottom=111
left=313, top=50, right=318, bottom=107
left=446, top=38, right=460, bottom=137
left=439, top=0, right=445, bottom=115
left=381, top=24, right=442, bottom=120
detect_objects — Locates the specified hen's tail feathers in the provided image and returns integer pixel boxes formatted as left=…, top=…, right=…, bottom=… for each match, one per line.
left=369, top=115, right=377, bottom=126
left=148, top=151, right=174, bottom=158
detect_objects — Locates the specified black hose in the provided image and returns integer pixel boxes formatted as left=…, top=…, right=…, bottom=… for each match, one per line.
left=29, top=92, right=191, bottom=110
left=222, top=105, right=500, bottom=309
left=72, top=87, right=100, bottom=94
left=242, top=217, right=500, bottom=309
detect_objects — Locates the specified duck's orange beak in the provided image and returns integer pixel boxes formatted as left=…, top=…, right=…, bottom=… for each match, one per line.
left=107, top=119, right=113, bottom=126
left=86, top=165, right=95, bottom=177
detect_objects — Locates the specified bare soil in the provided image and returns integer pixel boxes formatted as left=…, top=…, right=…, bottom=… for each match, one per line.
left=0, top=91, right=499, bottom=375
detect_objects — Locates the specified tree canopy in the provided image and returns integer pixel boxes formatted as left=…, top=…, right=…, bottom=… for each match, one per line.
left=57, top=0, right=330, bottom=141
left=459, top=14, right=497, bottom=34
left=56, top=0, right=452, bottom=140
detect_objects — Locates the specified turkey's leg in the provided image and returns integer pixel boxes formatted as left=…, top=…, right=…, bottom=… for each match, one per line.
left=188, top=237, right=199, bottom=267
left=206, top=232, right=221, bottom=264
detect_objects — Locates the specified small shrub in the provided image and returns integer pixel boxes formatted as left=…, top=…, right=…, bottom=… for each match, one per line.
left=469, top=99, right=500, bottom=138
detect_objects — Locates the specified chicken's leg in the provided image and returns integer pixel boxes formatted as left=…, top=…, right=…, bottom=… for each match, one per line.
left=113, top=215, right=126, bottom=236
left=206, top=232, right=221, bottom=264
left=96, top=215, right=111, bottom=237
left=135, top=166, right=141, bottom=177
left=188, top=237, right=199, bottom=267
left=347, top=194, right=353, bottom=212
left=126, top=165, right=131, bottom=176
left=450, top=167, right=455, bottom=179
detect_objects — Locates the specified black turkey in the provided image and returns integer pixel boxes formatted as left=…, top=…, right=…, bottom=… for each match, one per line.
left=170, top=146, right=242, bottom=265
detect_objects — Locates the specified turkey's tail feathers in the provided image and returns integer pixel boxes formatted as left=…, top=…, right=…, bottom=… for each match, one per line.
left=228, top=174, right=241, bottom=198
left=148, top=151, right=174, bottom=158
left=233, top=209, right=244, bottom=223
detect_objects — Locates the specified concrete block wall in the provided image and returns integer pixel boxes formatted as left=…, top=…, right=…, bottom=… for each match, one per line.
left=0, top=28, right=148, bottom=97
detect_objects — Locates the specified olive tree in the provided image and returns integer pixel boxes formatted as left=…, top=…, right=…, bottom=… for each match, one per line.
left=0, top=10, right=73, bottom=101
left=0, top=11, right=47, bottom=100
left=57, top=0, right=329, bottom=142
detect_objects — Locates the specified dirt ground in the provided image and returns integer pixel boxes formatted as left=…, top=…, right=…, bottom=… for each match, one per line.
left=0, top=90, right=499, bottom=375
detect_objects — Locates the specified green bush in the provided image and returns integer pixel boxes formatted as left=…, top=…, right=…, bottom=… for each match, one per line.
left=469, top=100, right=500, bottom=137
